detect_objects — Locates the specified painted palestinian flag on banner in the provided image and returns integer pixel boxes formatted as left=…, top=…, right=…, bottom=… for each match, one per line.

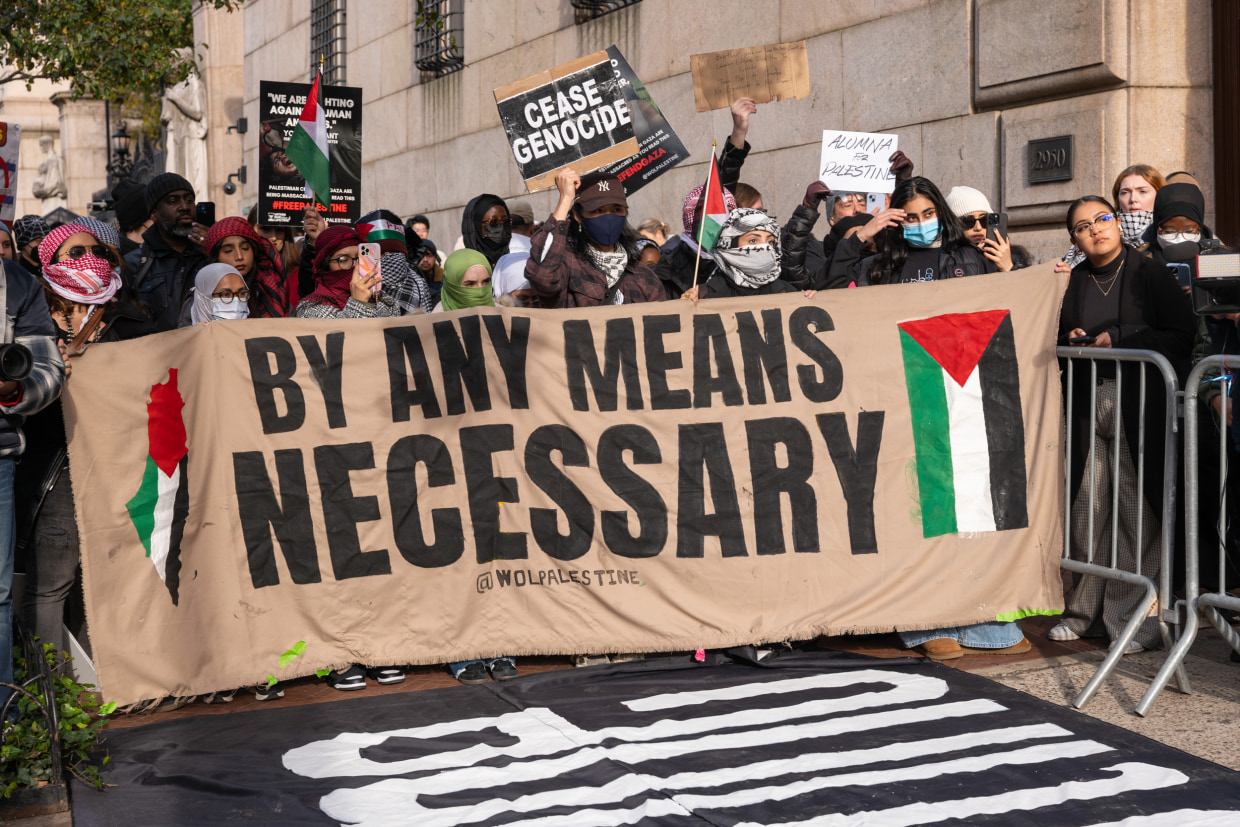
left=286, top=70, right=330, bottom=206
left=124, top=369, right=189, bottom=604
left=899, top=310, right=1028, bottom=538
left=696, top=155, right=728, bottom=252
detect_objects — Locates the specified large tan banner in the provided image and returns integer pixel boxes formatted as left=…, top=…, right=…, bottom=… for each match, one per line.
left=65, top=268, right=1067, bottom=704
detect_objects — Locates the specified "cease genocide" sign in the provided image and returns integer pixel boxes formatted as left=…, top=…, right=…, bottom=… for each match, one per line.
left=65, top=269, right=1067, bottom=704
left=495, top=51, right=640, bottom=192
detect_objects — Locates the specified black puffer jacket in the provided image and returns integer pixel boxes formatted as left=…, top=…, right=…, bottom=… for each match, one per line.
left=779, top=204, right=823, bottom=290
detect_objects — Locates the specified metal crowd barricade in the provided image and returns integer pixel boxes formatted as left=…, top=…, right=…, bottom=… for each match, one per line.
left=1139, top=354, right=1240, bottom=716
left=1056, top=347, right=1186, bottom=711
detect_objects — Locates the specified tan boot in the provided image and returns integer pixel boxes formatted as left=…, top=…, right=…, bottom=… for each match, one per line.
left=914, top=638, right=963, bottom=661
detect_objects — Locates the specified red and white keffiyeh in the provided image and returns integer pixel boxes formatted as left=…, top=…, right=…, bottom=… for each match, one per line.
left=43, top=254, right=119, bottom=306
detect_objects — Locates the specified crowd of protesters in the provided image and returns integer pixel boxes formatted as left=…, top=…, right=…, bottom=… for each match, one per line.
left=1, top=95, right=1236, bottom=713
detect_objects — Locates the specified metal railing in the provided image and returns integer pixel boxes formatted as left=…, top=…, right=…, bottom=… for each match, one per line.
left=1056, top=347, right=1187, bottom=710
left=1139, top=354, right=1240, bottom=715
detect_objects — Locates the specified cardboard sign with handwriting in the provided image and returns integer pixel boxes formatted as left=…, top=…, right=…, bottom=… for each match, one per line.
left=691, top=42, right=810, bottom=112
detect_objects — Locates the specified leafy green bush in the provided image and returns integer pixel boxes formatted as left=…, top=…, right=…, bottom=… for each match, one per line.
left=1, top=644, right=115, bottom=797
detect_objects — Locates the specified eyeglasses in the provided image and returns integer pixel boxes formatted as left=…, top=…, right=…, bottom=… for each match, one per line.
left=1071, top=213, right=1117, bottom=238
left=837, top=194, right=865, bottom=205
left=328, top=254, right=358, bottom=269
left=60, top=244, right=119, bottom=265
left=211, top=289, right=250, bottom=303
left=481, top=218, right=511, bottom=228
left=960, top=214, right=991, bottom=229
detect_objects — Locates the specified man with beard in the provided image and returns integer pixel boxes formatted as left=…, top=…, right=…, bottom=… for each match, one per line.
left=122, top=173, right=210, bottom=332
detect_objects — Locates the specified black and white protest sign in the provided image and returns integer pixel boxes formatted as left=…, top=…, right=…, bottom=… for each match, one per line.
left=820, top=129, right=899, bottom=194
left=494, top=51, right=640, bottom=192
left=598, top=45, right=690, bottom=195
left=258, top=80, right=363, bottom=227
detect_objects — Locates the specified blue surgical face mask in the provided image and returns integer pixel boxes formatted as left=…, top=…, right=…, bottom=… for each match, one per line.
left=581, top=212, right=626, bottom=247
left=903, top=218, right=940, bottom=248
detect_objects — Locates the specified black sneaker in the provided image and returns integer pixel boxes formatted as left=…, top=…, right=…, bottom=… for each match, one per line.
left=327, top=665, right=367, bottom=691
left=1230, top=648, right=1239, bottom=663
left=489, top=660, right=518, bottom=681
left=255, top=681, right=285, bottom=701
left=455, top=662, right=490, bottom=685
left=366, top=666, right=405, bottom=685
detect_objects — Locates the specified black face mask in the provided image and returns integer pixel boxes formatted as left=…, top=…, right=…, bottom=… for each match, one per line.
left=481, top=223, right=511, bottom=253
left=1160, top=240, right=1200, bottom=263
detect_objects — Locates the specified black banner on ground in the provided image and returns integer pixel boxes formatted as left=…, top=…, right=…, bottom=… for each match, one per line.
left=599, top=45, right=690, bottom=196
left=257, top=80, right=363, bottom=228
left=72, top=655, right=1240, bottom=825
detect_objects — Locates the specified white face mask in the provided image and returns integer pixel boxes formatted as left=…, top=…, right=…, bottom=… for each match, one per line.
left=210, top=298, right=249, bottom=320
left=1159, top=232, right=1201, bottom=246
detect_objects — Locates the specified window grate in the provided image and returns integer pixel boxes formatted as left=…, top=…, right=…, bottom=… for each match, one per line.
left=310, top=0, right=347, bottom=85
left=571, top=0, right=641, bottom=24
left=415, top=0, right=464, bottom=79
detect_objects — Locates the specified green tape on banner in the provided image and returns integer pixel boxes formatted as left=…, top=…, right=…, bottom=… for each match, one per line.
left=278, top=640, right=307, bottom=669
left=994, top=608, right=1061, bottom=622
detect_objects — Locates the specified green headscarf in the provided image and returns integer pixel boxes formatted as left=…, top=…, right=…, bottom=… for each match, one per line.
left=441, top=249, right=496, bottom=311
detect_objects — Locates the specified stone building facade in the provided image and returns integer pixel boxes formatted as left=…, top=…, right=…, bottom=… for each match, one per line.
left=211, top=0, right=1218, bottom=262
left=0, top=77, right=107, bottom=219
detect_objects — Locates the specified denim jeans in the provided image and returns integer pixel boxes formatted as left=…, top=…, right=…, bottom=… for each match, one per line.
left=21, top=473, right=81, bottom=656
left=899, top=620, right=1024, bottom=649
left=0, top=458, right=16, bottom=704
left=449, top=657, right=513, bottom=678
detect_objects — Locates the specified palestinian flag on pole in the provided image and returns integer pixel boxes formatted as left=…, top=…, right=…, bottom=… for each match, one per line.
left=125, top=369, right=189, bottom=604
left=899, top=310, right=1028, bottom=538
left=286, top=70, right=331, bottom=207
left=695, top=154, right=728, bottom=252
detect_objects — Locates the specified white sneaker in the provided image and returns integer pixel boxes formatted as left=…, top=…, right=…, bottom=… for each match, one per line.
left=1047, top=623, right=1080, bottom=641
left=1114, top=640, right=1144, bottom=656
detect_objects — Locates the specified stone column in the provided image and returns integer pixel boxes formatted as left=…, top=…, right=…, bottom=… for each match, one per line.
left=51, top=92, right=108, bottom=216
left=194, top=2, right=246, bottom=218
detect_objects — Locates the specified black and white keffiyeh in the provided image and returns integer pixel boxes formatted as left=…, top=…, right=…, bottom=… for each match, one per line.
left=712, top=208, right=783, bottom=288
left=584, top=244, right=628, bottom=288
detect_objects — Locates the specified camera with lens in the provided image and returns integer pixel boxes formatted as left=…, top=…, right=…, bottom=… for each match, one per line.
left=0, top=342, right=32, bottom=382
left=1190, top=240, right=1240, bottom=315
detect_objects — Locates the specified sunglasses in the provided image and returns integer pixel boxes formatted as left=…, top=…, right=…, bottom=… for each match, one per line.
left=60, top=244, right=119, bottom=265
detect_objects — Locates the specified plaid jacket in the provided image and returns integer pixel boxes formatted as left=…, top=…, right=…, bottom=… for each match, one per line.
left=0, top=259, right=64, bottom=458
left=526, top=216, right=667, bottom=308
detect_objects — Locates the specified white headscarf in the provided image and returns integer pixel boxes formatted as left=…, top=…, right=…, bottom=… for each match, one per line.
left=191, top=263, right=247, bottom=324
left=711, top=208, right=783, bottom=288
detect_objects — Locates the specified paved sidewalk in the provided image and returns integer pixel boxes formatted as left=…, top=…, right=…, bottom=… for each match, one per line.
left=976, top=624, right=1240, bottom=770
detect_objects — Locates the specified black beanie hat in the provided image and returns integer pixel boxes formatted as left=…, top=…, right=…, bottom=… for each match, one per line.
left=145, top=172, right=194, bottom=214
left=114, top=187, right=149, bottom=233
left=1152, top=182, right=1204, bottom=230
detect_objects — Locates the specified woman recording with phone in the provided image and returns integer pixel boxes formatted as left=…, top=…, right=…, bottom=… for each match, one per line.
left=825, top=177, right=994, bottom=288
left=1052, top=195, right=1194, bottom=655
left=294, top=225, right=397, bottom=319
